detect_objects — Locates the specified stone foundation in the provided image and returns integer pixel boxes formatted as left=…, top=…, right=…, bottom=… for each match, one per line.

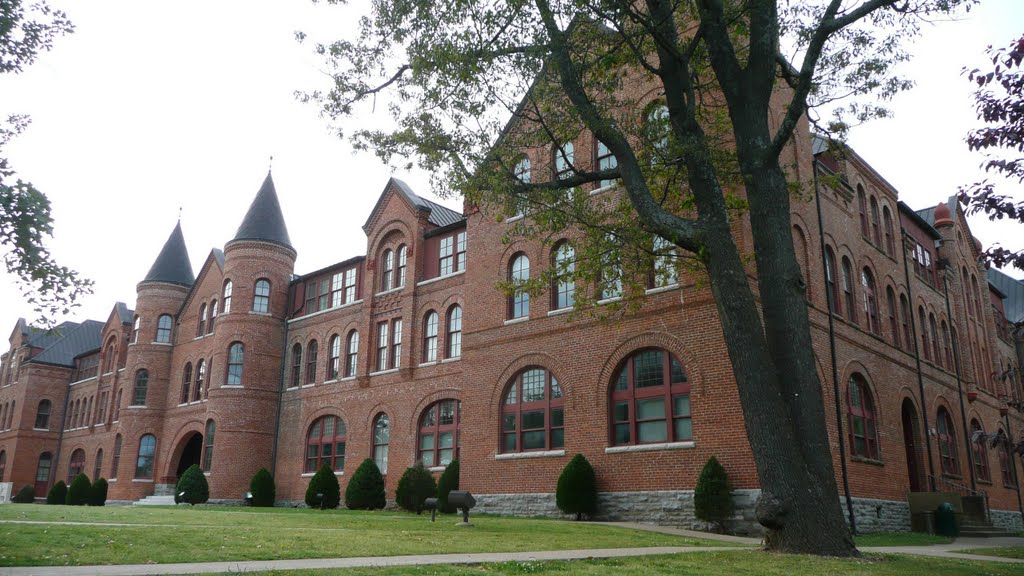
left=842, top=497, right=910, bottom=533
left=990, top=508, right=1024, bottom=531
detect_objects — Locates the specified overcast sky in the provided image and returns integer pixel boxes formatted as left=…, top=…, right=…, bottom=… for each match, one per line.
left=2, top=0, right=1022, bottom=336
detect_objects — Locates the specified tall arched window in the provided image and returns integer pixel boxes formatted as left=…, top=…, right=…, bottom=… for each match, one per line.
left=72, top=399, right=80, bottom=429
left=197, top=304, right=207, bottom=337
left=305, top=415, right=346, bottom=473
left=651, top=236, right=678, bottom=289
left=937, top=407, right=959, bottom=475
left=345, top=331, right=359, bottom=378
left=998, top=429, right=1015, bottom=487
left=928, top=314, right=940, bottom=365
left=396, top=245, right=407, bottom=288
left=554, top=141, right=574, bottom=178
left=610, top=349, right=691, bottom=446
left=291, top=344, right=302, bottom=388
left=419, top=400, right=461, bottom=467
left=327, top=335, right=341, bottom=380
left=646, top=104, right=671, bottom=161
left=202, top=420, right=215, bottom=472
left=67, top=448, right=85, bottom=482
left=841, top=257, right=856, bottom=323
left=222, top=280, right=233, bottom=314
left=227, top=342, right=244, bottom=385
left=5, top=400, right=13, bottom=430
left=372, top=414, right=390, bottom=473
left=134, top=434, right=156, bottom=479
left=132, top=370, right=149, bottom=406
left=0, top=450, right=5, bottom=482
left=113, top=389, right=122, bottom=421
left=869, top=196, right=881, bottom=245
left=156, top=314, right=173, bottom=343
left=423, top=311, right=439, bottom=363
left=253, top=279, right=271, bottom=313
left=918, top=307, right=931, bottom=361
left=595, top=139, right=617, bottom=189
left=861, top=268, right=879, bottom=335
left=35, top=452, right=52, bottom=495
left=104, top=340, right=116, bottom=373
left=34, top=399, right=51, bottom=430
left=857, top=185, right=869, bottom=237
left=94, top=449, right=103, bottom=481
left=502, top=368, right=564, bottom=452
left=552, top=242, right=576, bottom=309
left=971, top=419, right=990, bottom=482
left=194, top=359, right=205, bottom=402
left=178, top=363, right=191, bottom=404
left=509, top=253, right=530, bottom=319
left=381, top=249, right=394, bottom=291
left=208, top=300, right=218, bottom=334
left=900, top=294, right=912, bottom=349
left=848, top=375, right=879, bottom=460
left=886, top=287, right=900, bottom=348
left=132, top=315, right=140, bottom=344
left=447, top=305, right=463, bottom=359
left=306, top=340, right=318, bottom=384
left=111, top=434, right=122, bottom=478
left=882, top=206, right=895, bottom=256
left=825, top=247, right=839, bottom=315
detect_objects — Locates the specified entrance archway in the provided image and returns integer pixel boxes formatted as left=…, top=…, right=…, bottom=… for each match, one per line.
left=175, top=433, right=203, bottom=479
left=901, top=399, right=925, bottom=492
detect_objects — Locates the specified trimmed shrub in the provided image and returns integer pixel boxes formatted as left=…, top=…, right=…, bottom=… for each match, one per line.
left=250, top=468, right=276, bottom=507
left=175, top=464, right=209, bottom=505
left=46, top=481, right=67, bottom=505
left=305, top=464, right=340, bottom=509
left=395, top=462, right=436, bottom=514
left=89, top=478, right=108, bottom=506
left=12, top=485, right=35, bottom=503
left=344, top=458, right=385, bottom=510
left=694, top=456, right=734, bottom=532
left=436, top=459, right=460, bottom=513
left=66, top=473, right=91, bottom=506
left=556, top=453, right=597, bottom=520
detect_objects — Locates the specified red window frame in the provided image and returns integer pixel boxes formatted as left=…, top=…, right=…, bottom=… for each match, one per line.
left=857, top=186, right=868, bottom=237
left=306, top=340, right=318, bottom=384
left=886, top=287, right=900, bottom=348
left=135, top=434, right=156, bottom=479
left=970, top=419, right=990, bottom=482
left=841, top=257, right=856, bottom=323
left=156, top=314, right=173, bottom=343
left=111, top=434, right=122, bottom=478
left=423, top=311, right=438, bottom=363
left=825, top=247, right=840, bottom=315
left=327, top=335, right=341, bottom=380
left=869, top=196, right=881, bottom=245
left=67, top=448, right=86, bottom=483
left=501, top=368, right=564, bottom=453
left=373, top=413, right=390, bottom=474
left=848, top=376, right=879, bottom=460
left=202, top=420, right=216, bottom=472
left=999, top=432, right=1016, bottom=487
left=609, top=349, right=691, bottom=446
left=862, top=268, right=879, bottom=335
left=381, top=249, right=394, bottom=291
left=291, top=344, right=302, bottom=388
left=305, top=415, right=347, bottom=473
left=193, top=360, right=205, bottom=402
left=253, top=279, right=271, bottom=313
left=132, top=370, right=148, bottom=406
left=418, top=400, right=461, bottom=467
left=937, top=408, right=960, bottom=476
left=447, top=306, right=462, bottom=359
left=345, top=331, right=359, bottom=378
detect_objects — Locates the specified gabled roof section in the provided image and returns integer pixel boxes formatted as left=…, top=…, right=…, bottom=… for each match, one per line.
left=142, top=221, right=195, bottom=287
left=177, top=248, right=226, bottom=318
left=989, top=268, right=1024, bottom=324
left=363, top=177, right=465, bottom=232
left=115, top=302, right=134, bottom=325
left=231, top=172, right=293, bottom=249
left=26, top=320, right=104, bottom=368
left=26, top=321, right=81, bottom=350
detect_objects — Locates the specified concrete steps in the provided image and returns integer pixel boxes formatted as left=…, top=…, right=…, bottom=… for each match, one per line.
left=133, top=495, right=176, bottom=506
left=959, top=518, right=1017, bottom=538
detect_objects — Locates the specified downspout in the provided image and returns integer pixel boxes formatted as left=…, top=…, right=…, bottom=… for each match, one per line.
left=269, top=316, right=289, bottom=480
left=901, top=229, right=937, bottom=490
left=812, top=159, right=857, bottom=534
left=940, top=262, right=976, bottom=492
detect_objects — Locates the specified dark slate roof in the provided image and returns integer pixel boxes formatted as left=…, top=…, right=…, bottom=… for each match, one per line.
left=898, top=202, right=942, bottom=240
left=212, top=248, right=224, bottom=269
left=26, top=321, right=81, bottom=349
left=115, top=302, right=133, bottom=325
left=989, top=268, right=1024, bottom=324
left=142, top=222, right=195, bottom=287
left=364, top=177, right=465, bottom=231
left=28, top=320, right=104, bottom=367
left=231, top=172, right=293, bottom=249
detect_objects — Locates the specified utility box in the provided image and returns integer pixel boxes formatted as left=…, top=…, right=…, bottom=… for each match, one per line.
left=934, top=502, right=958, bottom=537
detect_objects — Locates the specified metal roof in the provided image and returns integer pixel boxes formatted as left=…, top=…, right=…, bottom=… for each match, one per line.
left=989, top=268, right=1024, bottom=324
left=231, top=172, right=293, bottom=249
left=27, top=320, right=104, bottom=367
left=142, top=221, right=195, bottom=287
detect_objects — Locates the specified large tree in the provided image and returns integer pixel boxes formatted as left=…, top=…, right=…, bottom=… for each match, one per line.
left=305, top=0, right=972, bottom=555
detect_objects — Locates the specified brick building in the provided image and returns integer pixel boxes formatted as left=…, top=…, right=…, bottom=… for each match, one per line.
left=0, top=129, right=1022, bottom=531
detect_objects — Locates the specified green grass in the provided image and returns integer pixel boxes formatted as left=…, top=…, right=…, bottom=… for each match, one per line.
left=854, top=533, right=953, bottom=547
left=956, top=547, right=1024, bottom=559
left=0, top=504, right=721, bottom=567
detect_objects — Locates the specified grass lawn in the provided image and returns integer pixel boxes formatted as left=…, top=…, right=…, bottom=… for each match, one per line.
left=957, top=547, right=1024, bottom=559
left=854, top=533, right=953, bottom=547
left=0, top=504, right=723, bottom=567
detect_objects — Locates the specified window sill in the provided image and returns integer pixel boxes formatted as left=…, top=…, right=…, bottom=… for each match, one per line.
left=375, top=286, right=404, bottom=298
left=417, top=269, right=466, bottom=287
left=645, top=284, right=680, bottom=296
left=301, top=383, right=315, bottom=389
left=605, top=441, right=694, bottom=454
left=369, top=368, right=400, bottom=377
left=495, top=449, right=565, bottom=460
left=124, top=406, right=146, bottom=410
left=32, top=428, right=49, bottom=432
left=340, top=376, right=356, bottom=383
left=221, top=385, right=243, bottom=389
left=441, top=356, right=461, bottom=364
left=249, top=311, right=273, bottom=317
left=428, top=466, right=447, bottom=473
left=287, top=299, right=364, bottom=324
left=976, top=478, right=993, bottom=486
left=547, top=308, right=572, bottom=317
left=419, top=360, right=439, bottom=368
left=504, top=214, right=525, bottom=223
left=324, top=379, right=338, bottom=385
left=102, top=372, right=115, bottom=377
left=69, top=376, right=98, bottom=386
left=590, top=184, right=616, bottom=196
left=193, top=335, right=206, bottom=341
left=597, top=296, right=623, bottom=305
left=851, top=456, right=884, bottom=466
left=150, top=342, right=173, bottom=347
left=504, top=317, right=528, bottom=326
left=108, top=478, right=117, bottom=483
left=301, top=471, right=345, bottom=478
left=131, top=479, right=154, bottom=483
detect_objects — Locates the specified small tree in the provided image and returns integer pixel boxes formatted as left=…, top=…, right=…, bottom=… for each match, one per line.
left=436, top=459, right=460, bottom=513
left=345, top=458, right=386, bottom=510
left=305, top=464, right=341, bottom=509
left=12, top=485, right=35, bottom=503
left=89, top=478, right=108, bottom=506
left=175, top=464, right=209, bottom=505
left=46, top=480, right=66, bottom=505
left=250, top=468, right=276, bottom=507
left=694, top=456, right=734, bottom=533
left=65, top=473, right=91, bottom=506
left=396, top=462, right=436, bottom=514
left=556, top=454, right=597, bottom=521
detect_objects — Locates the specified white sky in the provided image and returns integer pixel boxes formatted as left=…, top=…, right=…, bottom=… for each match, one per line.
left=1, top=0, right=1022, bottom=335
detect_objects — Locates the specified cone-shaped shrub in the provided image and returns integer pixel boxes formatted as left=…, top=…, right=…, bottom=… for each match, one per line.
left=556, top=453, right=598, bottom=520
left=396, top=462, right=436, bottom=513
left=345, top=458, right=385, bottom=510
left=66, top=473, right=91, bottom=505
left=250, top=468, right=276, bottom=507
left=304, top=464, right=340, bottom=509
left=436, top=459, right=460, bottom=513
left=175, top=464, right=209, bottom=505
left=89, top=478, right=108, bottom=506
left=694, top=456, right=734, bottom=532
left=46, top=480, right=67, bottom=505
left=12, top=485, right=35, bottom=503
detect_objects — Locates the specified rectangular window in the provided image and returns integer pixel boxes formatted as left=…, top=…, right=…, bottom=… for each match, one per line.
left=330, top=273, right=343, bottom=308
left=391, top=319, right=402, bottom=369
left=455, top=232, right=467, bottom=271
left=439, top=237, right=454, bottom=276
left=596, top=140, right=618, bottom=189
left=344, top=268, right=357, bottom=303
left=376, top=322, right=389, bottom=372
left=305, top=281, right=317, bottom=314
left=318, top=278, right=329, bottom=311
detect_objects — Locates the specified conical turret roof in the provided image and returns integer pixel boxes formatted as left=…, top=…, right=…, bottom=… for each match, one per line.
left=231, top=172, right=292, bottom=249
left=142, top=222, right=195, bottom=287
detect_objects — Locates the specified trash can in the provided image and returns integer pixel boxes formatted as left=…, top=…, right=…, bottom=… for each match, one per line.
left=934, top=502, right=958, bottom=537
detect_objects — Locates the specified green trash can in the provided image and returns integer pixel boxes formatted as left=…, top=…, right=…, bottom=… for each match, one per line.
left=934, top=502, right=958, bottom=537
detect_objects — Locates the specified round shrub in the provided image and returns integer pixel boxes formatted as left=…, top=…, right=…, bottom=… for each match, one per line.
left=305, top=464, right=340, bottom=509
left=436, top=459, right=460, bottom=513
left=556, top=453, right=597, bottom=520
left=175, top=464, right=209, bottom=505
left=46, top=480, right=67, bottom=505
left=396, top=462, right=436, bottom=514
left=12, top=485, right=35, bottom=503
left=344, top=458, right=385, bottom=510
left=89, top=478, right=108, bottom=506
left=694, top=455, right=734, bottom=532
left=250, top=468, right=276, bottom=507
left=66, top=473, right=91, bottom=506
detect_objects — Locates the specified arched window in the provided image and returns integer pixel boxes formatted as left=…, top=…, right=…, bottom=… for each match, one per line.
left=174, top=363, right=189, bottom=405
left=652, top=236, right=678, bottom=289
left=327, top=335, right=341, bottom=380
left=918, top=307, right=931, bottom=361
left=94, top=449, right=103, bottom=480
left=998, top=429, right=1016, bottom=487
left=132, top=315, right=140, bottom=344
left=197, top=304, right=207, bottom=337
left=554, top=141, right=574, bottom=179
left=610, top=349, right=690, bottom=446
left=134, top=434, right=156, bottom=479
left=900, top=294, right=912, bottom=350
left=208, top=300, right=218, bottom=334
left=253, top=279, right=271, bottom=313
left=305, top=415, right=347, bottom=473
left=509, top=253, right=529, bottom=319
left=291, top=344, right=302, bottom=388
left=222, top=280, right=233, bottom=314
left=848, top=375, right=879, bottom=460
left=594, top=139, right=618, bottom=189
left=419, top=400, right=461, bottom=467
left=194, top=359, right=206, bottom=402
left=306, top=340, right=318, bottom=384
left=857, top=185, right=868, bottom=237
left=447, top=305, right=463, bottom=359
left=113, top=389, right=122, bottom=422
left=886, top=287, right=900, bottom=348
left=971, top=275, right=982, bottom=317
left=971, top=419, right=990, bottom=482
left=841, top=257, right=856, bottom=323
left=131, top=370, right=149, bottom=406
left=861, top=268, right=879, bottom=335
left=104, top=340, right=117, bottom=373
left=36, top=452, right=52, bottom=493
left=72, top=399, right=81, bottom=429
left=869, top=196, right=881, bottom=245
left=882, top=206, right=895, bottom=256
left=372, top=414, right=390, bottom=474
left=227, top=342, right=244, bottom=385
left=34, top=399, right=51, bottom=430
left=381, top=249, right=394, bottom=292
left=423, top=311, right=439, bottom=363
left=111, top=434, right=122, bottom=478
left=962, top=266, right=973, bottom=317
left=937, top=407, right=959, bottom=475
left=599, top=234, right=624, bottom=300
left=7, top=400, right=14, bottom=430
left=552, top=242, right=576, bottom=309
left=502, top=368, right=564, bottom=452
left=202, top=420, right=215, bottom=472
left=86, top=396, right=93, bottom=426
left=929, top=314, right=940, bottom=365
left=646, top=104, right=671, bottom=161
left=0, top=450, right=6, bottom=482
left=156, top=315, right=173, bottom=343
left=825, top=247, right=839, bottom=314
left=345, top=331, right=359, bottom=378
left=67, top=448, right=85, bottom=482
left=396, top=245, right=407, bottom=288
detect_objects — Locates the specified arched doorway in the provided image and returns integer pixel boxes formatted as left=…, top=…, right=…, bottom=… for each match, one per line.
left=901, top=399, right=925, bottom=492
left=175, top=432, right=203, bottom=479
